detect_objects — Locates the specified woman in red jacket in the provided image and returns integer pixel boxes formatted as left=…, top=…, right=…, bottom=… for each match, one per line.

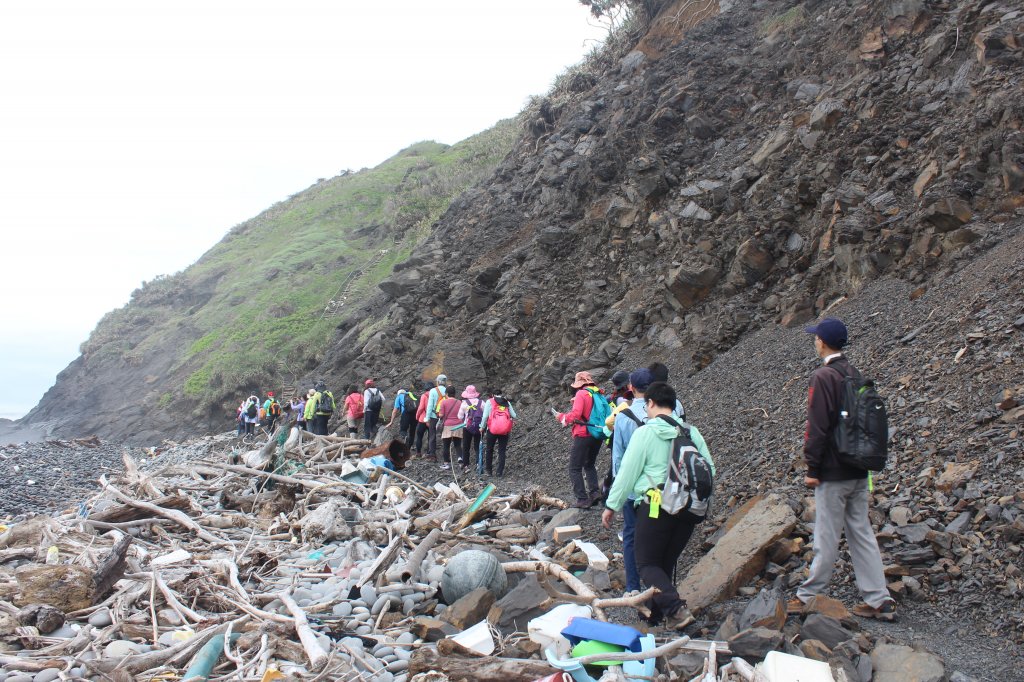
left=555, top=371, right=606, bottom=508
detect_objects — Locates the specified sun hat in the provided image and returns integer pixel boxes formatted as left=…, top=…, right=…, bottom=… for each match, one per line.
left=436, top=373, right=448, bottom=384
left=571, top=371, right=596, bottom=389
left=805, top=317, right=848, bottom=349
left=364, top=378, right=375, bottom=386
left=461, top=385, right=480, bottom=399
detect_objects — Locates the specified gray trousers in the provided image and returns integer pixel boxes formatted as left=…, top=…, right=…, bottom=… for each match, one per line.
left=797, top=478, right=890, bottom=608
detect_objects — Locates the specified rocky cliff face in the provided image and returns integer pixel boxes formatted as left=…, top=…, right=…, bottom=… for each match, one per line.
left=322, top=0, right=1024, bottom=401
left=25, top=0, right=1023, bottom=438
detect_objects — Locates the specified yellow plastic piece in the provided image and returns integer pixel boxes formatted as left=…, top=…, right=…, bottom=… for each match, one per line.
left=646, top=489, right=662, bottom=519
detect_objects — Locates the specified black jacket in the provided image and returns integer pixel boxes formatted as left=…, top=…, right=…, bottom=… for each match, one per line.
left=804, top=355, right=867, bottom=481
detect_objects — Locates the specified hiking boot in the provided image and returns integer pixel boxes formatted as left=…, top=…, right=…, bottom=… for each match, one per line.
left=588, top=492, right=604, bottom=507
left=852, top=599, right=897, bottom=622
left=665, top=607, right=695, bottom=631
left=440, top=463, right=450, bottom=470
left=573, top=499, right=591, bottom=509
left=786, top=597, right=806, bottom=615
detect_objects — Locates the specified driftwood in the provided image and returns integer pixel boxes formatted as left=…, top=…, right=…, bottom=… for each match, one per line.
left=279, top=590, right=328, bottom=671
left=88, top=494, right=193, bottom=523
left=300, top=499, right=354, bottom=544
left=90, top=534, right=132, bottom=602
left=387, top=527, right=441, bottom=583
left=100, top=477, right=226, bottom=546
left=410, top=646, right=557, bottom=682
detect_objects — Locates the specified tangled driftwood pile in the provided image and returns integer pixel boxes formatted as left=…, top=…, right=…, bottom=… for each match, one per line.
left=0, top=428, right=734, bottom=682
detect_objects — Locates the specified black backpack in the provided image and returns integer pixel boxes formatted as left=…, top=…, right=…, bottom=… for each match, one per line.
left=246, top=402, right=257, bottom=419
left=318, top=391, right=334, bottom=415
left=366, top=388, right=383, bottom=415
left=656, top=415, right=714, bottom=518
left=400, top=392, right=418, bottom=429
left=830, top=365, right=888, bottom=471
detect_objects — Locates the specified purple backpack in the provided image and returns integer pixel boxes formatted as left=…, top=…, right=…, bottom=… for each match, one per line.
left=463, top=399, right=484, bottom=435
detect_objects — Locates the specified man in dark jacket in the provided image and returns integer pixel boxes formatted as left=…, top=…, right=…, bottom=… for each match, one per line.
left=792, top=318, right=896, bottom=621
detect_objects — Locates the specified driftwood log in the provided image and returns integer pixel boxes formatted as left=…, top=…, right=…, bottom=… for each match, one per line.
left=410, top=647, right=557, bottom=682
left=88, top=495, right=192, bottom=523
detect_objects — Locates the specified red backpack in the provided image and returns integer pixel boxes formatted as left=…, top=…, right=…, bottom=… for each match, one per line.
left=487, top=398, right=513, bottom=436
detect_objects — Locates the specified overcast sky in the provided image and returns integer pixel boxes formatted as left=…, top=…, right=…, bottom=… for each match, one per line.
left=0, top=1, right=610, bottom=420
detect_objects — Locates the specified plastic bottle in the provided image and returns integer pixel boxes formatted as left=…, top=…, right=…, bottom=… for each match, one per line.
left=46, top=546, right=59, bottom=565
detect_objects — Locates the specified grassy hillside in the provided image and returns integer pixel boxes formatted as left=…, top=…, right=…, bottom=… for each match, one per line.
left=78, top=121, right=517, bottom=415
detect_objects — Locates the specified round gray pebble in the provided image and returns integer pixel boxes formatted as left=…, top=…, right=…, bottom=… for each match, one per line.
left=6, top=675, right=33, bottom=682
left=394, top=674, right=408, bottom=682
left=355, top=624, right=372, bottom=635
left=88, top=608, right=113, bottom=628
left=360, top=585, right=377, bottom=603
left=373, top=646, right=394, bottom=658
left=387, top=659, right=409, bottom=673
left=332, top=602, right=352, bottom=617
left=396, top=632, right=416, bottom=645
left=352, top=605, right=370, bottom=615
left=33, top=670, right=60, bottom=682
left=341, top=637, right=364, bottom=651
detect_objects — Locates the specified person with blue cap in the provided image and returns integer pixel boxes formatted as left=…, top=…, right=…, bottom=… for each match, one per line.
left=791, top=317, right=896, bottom=621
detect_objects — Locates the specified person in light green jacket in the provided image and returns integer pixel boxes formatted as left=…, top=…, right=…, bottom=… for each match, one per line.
left=602, top=381, right=714, bottom=631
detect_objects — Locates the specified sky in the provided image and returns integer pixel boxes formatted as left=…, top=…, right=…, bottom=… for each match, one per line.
left=0, top=1, right=611, bottom=420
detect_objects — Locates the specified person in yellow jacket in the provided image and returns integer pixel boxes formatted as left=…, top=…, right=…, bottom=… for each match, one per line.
left=308, top=381, right=335, bottom=435
left=303, top=387, right=319, bottom=434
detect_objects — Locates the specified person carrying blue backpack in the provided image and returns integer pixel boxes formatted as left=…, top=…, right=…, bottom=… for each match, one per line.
left=555, top=371, right=612, bottom=508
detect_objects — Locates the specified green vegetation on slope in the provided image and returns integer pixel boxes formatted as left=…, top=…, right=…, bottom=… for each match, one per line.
left=80, top=120, right=517, bottom=412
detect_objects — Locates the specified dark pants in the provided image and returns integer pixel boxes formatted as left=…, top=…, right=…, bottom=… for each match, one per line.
left=568, top=435, right=602, bottom=502
left=414, top=422, right=429, bottom=453
left=463, top=432, right=481, bottom=469
left=400, top=415, right=415, bottom=446
left=483, top=433, right=509, bottom=475
left=363, top=410, right=379, bottom=440
left=312, top=414, right=329, bottom=436
left=427, top=418, right=439, bottom=458
left=441, top=436, right=462, bottom=464
left=237, top=418, right=245, bottom=436
left=244, top=421, right=255, bottom=435
left=267, top=416, right=278, bottom=433
left=622, top=500, right=641, bottom=592
left=634, top=501, right=700, bottom=622
left=297, top=420, right=307, bottom=431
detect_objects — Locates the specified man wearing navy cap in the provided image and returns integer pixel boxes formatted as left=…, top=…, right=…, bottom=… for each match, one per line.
left=791, top=318, right=896, bottom=621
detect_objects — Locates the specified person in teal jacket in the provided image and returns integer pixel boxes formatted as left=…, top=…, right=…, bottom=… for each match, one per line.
left=602, top=381, right=714, bottom=630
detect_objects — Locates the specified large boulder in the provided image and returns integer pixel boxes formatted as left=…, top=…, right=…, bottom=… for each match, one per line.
left=379, top=268, right=423, bottom=299
left=676, top=495, right=797, bottom=612
left=666, top=263, right=722, bottom=310
left=871, top=643, right=945, bottom=682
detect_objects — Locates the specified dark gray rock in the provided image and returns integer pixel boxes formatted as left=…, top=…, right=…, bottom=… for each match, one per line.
left=800, top=614, right=855, bottom=649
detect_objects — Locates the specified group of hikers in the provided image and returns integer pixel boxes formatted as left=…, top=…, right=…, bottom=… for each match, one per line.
left=235, top=375, right=520, bottom=477
left=234, top=316, right=898, bottom=629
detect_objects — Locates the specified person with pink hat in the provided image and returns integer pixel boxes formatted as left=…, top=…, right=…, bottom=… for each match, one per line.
left=554, top=371, right=612, bottom=508
left=458, top=385, right=484, bottom=473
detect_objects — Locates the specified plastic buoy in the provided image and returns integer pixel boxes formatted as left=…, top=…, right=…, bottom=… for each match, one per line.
left=441, top=549, right=508, bottom=603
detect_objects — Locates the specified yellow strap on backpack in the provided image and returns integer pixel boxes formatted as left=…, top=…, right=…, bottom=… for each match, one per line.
left=646, top=489, right=662, bottom=519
